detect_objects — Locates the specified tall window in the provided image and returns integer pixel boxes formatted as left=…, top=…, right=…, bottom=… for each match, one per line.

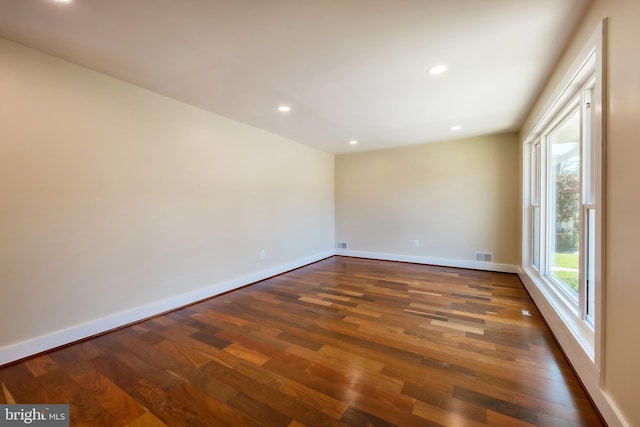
left=523, top=22, right=604, bottom=370
left=530, top=144, right=540, bottom=271
left=530, top=84, right=595, bottom=322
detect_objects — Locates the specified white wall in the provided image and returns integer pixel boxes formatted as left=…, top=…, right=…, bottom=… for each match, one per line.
left=521, top=0, right=640, bottom=424
left=0, top=38, right=335, bottom=362
left=335, top=133, right=520, bottom=270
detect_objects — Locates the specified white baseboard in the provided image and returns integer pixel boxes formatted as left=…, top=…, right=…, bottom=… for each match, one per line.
left=336, top=249, right=519, bottom=273
left=0, top=250, right=334, bottom=366
left=518, top=268, right=629, bottom=427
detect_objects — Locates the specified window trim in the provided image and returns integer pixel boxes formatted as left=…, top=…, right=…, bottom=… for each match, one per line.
left=521, top=20, right=605, bottom=382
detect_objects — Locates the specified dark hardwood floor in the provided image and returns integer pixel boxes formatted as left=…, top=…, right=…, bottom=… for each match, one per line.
left=0, top=256, right=604, bottom=426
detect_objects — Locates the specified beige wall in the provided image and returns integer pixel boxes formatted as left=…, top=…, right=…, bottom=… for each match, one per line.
left=522, top=0, right=640, bottom=424
left=335, top=133, right=520, bottom=266
left=0, top=39, right=334, bottom=352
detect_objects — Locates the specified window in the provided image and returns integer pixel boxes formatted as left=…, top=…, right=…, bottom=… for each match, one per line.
left=522, top=22, right=604, bottom=370
left=530, top=144, right=540, bottom=270
left=530, top=85, right=594, bottom=323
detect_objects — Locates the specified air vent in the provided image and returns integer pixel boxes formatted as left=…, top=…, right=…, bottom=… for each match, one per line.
left=474, top=252, right=493, bottom=262
left=336, top=242, right=348, bottom=249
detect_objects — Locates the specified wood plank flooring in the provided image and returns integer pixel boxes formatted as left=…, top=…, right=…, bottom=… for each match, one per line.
left=0, top=256, right=604, bottom=426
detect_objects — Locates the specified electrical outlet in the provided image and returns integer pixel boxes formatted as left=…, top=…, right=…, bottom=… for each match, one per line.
left=259, top=250, right=266, bottom=260
left=412, top=240, right=420, bottom=248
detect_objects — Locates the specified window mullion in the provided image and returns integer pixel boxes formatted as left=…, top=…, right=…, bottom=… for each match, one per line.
left=540, top=136, right=549, bottom=277
left=578, top=92, right=587, bottom=319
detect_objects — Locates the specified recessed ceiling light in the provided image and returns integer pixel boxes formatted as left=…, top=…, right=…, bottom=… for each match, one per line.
left=450, top=125, right=462, bottom=131
left=427, top=65, right=447, bottom=75
left=278, top=105, right=291, bottom=112
left=349, top=140, right=358, bottom=145
left=52, top=0, right=72, bottom=3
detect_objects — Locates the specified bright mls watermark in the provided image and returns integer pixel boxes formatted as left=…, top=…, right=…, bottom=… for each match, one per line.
left=0, top=405, right=69, bottom=426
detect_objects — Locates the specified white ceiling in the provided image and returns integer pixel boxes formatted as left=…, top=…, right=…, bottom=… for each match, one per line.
left=0, top=0, right=591, bottom=153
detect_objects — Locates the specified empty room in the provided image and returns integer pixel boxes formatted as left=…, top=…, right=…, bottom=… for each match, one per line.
left=1, top=0, right=638, bottom=426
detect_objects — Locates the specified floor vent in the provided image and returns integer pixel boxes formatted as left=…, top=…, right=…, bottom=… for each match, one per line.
left=336, top=242, right=348, bottom=249
left=474, top=252, right=493, bottom=262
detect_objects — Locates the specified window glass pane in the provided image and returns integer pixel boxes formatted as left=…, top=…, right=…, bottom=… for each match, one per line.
left=586, top=208, right=596, bottom=325
left=549, top=109, right=580, bottom=295
left=532, top=206, right=540, bottom=269
left=531, top=145, right=540, bottom=204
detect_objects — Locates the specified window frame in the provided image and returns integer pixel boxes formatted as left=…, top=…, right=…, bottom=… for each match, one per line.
left=521, top=21, right=605, bottom=381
